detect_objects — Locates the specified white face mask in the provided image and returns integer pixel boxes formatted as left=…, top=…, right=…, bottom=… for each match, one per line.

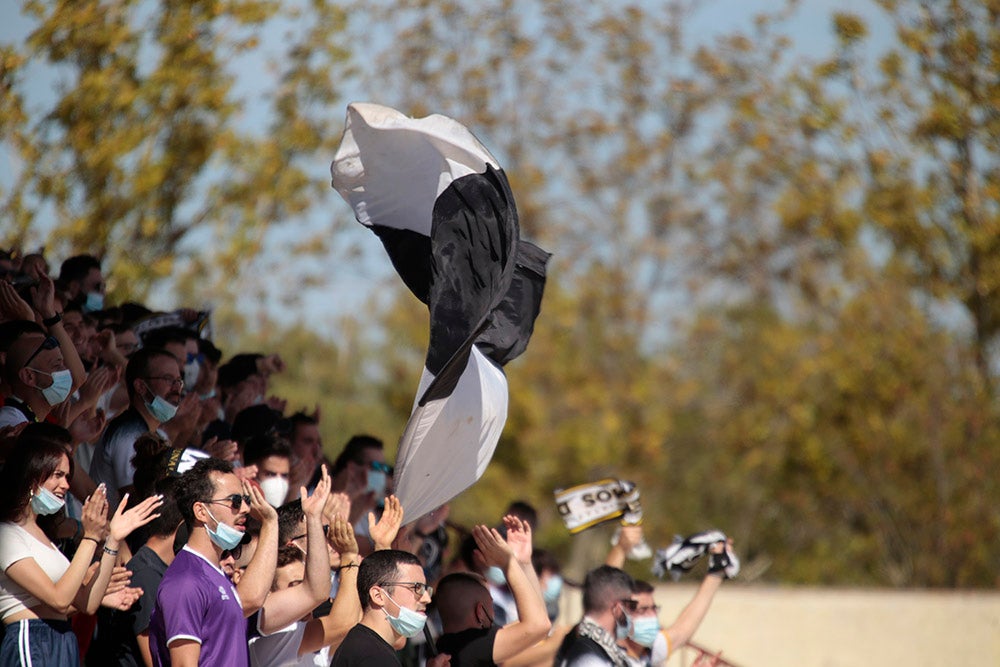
left=259, top=476, right=289, bottom=507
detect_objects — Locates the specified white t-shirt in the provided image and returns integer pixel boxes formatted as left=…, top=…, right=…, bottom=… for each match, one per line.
left=249, top=617, right=331, bottom=667
left=0, top=522, right=70, bottom=621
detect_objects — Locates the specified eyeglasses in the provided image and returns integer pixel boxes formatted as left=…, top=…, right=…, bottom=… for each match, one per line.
left=382, top=581, right=433, bottom=598
left=145, top=375, right=184, bottom=388
left=222, top=543, right=244, bottom=561
left=634, top=604, right=660, bottom=615
left=23, top=336, right=59, bottom=368
left=290, top=524, right=330, bottom=542
left=618, top=598, right=639, bottom=612
left=370, top=461, right=394, bottom=475
left=203, top=494, right=251, bottom=511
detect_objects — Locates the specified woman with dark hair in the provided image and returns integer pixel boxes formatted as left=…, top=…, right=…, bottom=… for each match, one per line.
left=0, top=435, right=163, bottom=666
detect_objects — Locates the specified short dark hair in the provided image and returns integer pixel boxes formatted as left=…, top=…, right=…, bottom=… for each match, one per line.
left=505, top=501, right=538, bottom=530
left=130, top=432, right=173, bottom=499
left=198, top=338, right=222, bottom=365
left=125, top=347, right=179, bottom=401
left=0, top=432, right=71, bottom=523
left=144, top=476, right=183, bottom=539
left=141, top=325, right=194, bottom=350
left=582, top=566, right=634, bottom=614
left=632, top=579, right=655, bottom=595
left=58, top=254, right=101, bottom=285
left=277, top=544, right=305, bottom=569
left=277, top=499, right=304, bottom=545
left=243, top=433, right=292, bottom=468
left=357, top=549, right=422, bottom=612
left=331, top=434, right=383, bottom=477
left=532, top=548, right=561, bottom=576
left=231, top=405, right=288, bottom=447
left=0, top=319, right=45, bottom=354
left=174, top=458, right=234, bottom=528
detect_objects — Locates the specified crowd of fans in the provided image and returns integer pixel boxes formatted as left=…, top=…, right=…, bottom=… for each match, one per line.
left=0, top=249, right=735, bottom=667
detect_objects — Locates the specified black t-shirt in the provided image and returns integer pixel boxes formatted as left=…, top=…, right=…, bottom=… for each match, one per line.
left=87, top=545, right=168, bottom=667
left=436, top=626, right=500, bottom=667
left=332, top=623, right=402, bottom=667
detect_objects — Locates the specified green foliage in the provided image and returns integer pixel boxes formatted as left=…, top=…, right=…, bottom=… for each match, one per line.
left=1, top=0, right=351, bottom=305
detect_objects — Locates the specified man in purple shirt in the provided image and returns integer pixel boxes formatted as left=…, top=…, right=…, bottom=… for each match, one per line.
left=149, top=458, right=274, bottom=666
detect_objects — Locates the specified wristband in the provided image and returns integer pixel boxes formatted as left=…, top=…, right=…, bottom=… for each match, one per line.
left=81, top=536, right=100, bottom=546
left=103, top=546, right=119, bottom=557
left=338, top=561, right=360, bottom=571
left=42, top=312, right=62, bottom=327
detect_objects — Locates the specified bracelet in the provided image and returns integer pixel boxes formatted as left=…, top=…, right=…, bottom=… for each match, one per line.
left=103, top=545, right=119, bottom=557
left=338, top=562, right=360, bottom=571
left=81, top=536, right=100, bottom=546
left=42, top=312, right=62, bottom=327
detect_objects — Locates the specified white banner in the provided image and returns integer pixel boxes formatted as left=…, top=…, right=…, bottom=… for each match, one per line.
left=554, top=478, right=642, bottom=534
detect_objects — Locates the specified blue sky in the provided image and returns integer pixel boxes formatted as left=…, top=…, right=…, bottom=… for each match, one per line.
left=0, top=0, right=894, bottom=331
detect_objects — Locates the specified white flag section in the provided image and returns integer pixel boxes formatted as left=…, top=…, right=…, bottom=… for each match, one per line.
left=393, top=347, right=509, bottom=520
left=331, top=103, right=549, bottom=525
left=554, top=479, right=643, bottom=534
left=332, top=103, right=499, bottom=235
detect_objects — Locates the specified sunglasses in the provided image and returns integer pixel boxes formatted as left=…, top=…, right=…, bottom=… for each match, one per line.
left=222, top=543, right=244, bottom=561
left=23, top=336, right=59, bottom=368
left=381, top=581, right=433, bottom=598
left=290, top=524, right=330, bottom=542
left=203, top=493, right=251, bottom=512
left=370, top=461, right=394, bottom=475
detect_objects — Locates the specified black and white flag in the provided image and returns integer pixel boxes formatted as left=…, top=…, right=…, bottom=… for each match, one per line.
left=331, top=103, right=549, bottom=522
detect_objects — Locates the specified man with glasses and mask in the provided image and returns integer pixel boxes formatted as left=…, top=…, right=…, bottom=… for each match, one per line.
left=331, top=549, right=445, bottom=667
left=89, top=347, right=183, bottom=505
left=554, top=566, right=638, bottom=667
left=149, top=458, right=278, bottom=667
left=0, top=275, right=86, bottom=428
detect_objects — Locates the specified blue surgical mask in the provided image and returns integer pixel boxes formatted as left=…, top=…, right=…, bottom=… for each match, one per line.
left=543, top=574, right=563, bottom=603
left=204, top=507, right=245, bottom=550
left=143, top=382, right=178, bottom=422
left=485, top=566, right=507, bottom=586
left=84, top=291, right=104, bottom=313
left=30, top=368, right=73, bottom=406
left=200, top=388, right=217, bottom=400
left=382, top=591, right=427, bottom=637
left=31, top=486, right=66, bottom=515
left=616, top=610, right=634, bottom=641
left=630, top=616, right=661, bottom=647
left=367, top=469, right=387, bottom=498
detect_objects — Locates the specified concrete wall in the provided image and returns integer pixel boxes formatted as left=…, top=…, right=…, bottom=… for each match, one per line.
left=558, top=585, right=1000, bottom=666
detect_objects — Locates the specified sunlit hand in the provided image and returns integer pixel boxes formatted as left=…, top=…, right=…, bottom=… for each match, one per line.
left=302, top=465, right=331, bottom=519
left=101, top=586, right=143, bottom=611
left=329, top=517, right=359, bottom=558
left=369, top=495, right=404, bottom=551
left=203, top=437, right=239, bottom=462
left=471, top=525, right=515, bottom=570
left=81, top=484, right=110, bottom=541
left=322, top=492, right=351, bottom=525
left=233, top=464, right=259, bottom=483
left=109, top=493, right=163, bottom=543
left=502, top=515, right=533, bottom=565
left=245, top=478, right=277, bottom=524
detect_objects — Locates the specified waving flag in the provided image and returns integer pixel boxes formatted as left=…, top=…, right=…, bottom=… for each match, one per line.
left=331, top=103, right=550, bottom=521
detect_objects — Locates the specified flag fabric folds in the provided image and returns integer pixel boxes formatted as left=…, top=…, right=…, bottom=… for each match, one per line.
left=330, top=103, right=549, bottom=522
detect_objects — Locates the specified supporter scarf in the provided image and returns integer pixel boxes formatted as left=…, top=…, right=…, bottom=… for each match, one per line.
left=554, top=478, right=644, bottom=534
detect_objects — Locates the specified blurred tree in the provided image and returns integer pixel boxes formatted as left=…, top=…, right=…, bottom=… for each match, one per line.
left=0, top=0, right=351, bottom=304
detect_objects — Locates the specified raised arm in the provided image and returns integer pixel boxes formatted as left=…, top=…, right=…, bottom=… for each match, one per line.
left=663, top=540, right=734, bottom=653
left=6, top=487, right=110, bottom=614
left=257, top=466, right=334, bottom=634
left=300, top=516, right=362, bottom=655
left=368, top=495, right=403, bottom=551
left=237, top=479, right=279, bottom=616
left=473, top=518, right=551, bottom=663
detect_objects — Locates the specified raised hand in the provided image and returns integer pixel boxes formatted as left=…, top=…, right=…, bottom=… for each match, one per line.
left=0, top=280, right=34, bottom=322
left=69, top=407, right=107, bottom=446
left=369, top=495, right=404, bottom=551
left=301, top=465, right=331, bottom=519
left=29, top=273, right=56, bottom=320
left=233, top=464, right=259, bottom=483
left=109, top=493, right=163, bottom=542
left=203, top=437, right=239, bottom=462
left=78, top=365, right=119, bottom=407
left=471, top=524, right=515, bottom=570
left=502, top=515, right=533, bottom=565
left=245, top=478, right=277, bottom=524
left=322, top=491, right=351, bottom=525
left=82, top=484, right=110, bottom=540
left=328, top=517, right=359, bottom=558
